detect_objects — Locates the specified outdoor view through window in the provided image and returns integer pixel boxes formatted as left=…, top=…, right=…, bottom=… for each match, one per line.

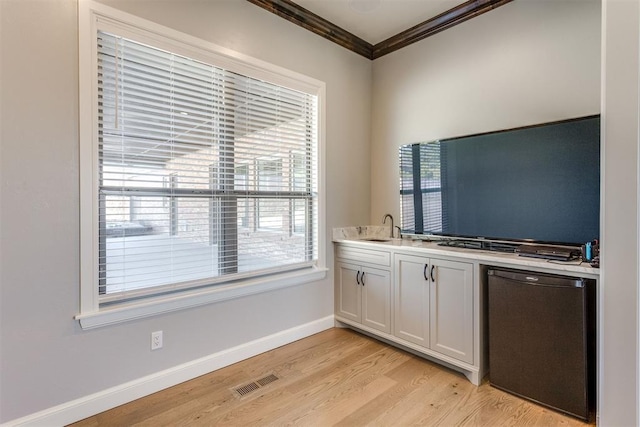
left=97, top=31, right=319, bottom=301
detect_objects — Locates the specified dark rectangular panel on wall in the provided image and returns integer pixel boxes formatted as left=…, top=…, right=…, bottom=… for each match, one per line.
left=399, top=116, right=600, bottom=246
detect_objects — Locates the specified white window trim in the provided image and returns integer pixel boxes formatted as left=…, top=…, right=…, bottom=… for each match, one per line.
left=77, top=0, right=326, bottom=329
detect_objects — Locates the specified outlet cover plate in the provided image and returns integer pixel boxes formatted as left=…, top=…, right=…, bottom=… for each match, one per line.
left=151, top=330, right=163, bottom=350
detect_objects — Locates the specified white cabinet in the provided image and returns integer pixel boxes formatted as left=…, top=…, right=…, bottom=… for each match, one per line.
left=394, top=253, right=474, bottom=364
left=334, top=238, right=598, bottom=386
left=429, top=257, right=474, bottom=364
left=336, top=262, right=361, bottom=323
left=394, top=254, right=430, bottom=347
left=335, top=246, right=391, bottom=334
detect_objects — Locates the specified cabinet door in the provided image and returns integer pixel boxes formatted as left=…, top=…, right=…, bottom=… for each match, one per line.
left=336, top=262, right=361, bottom=323
left=429, top=258, right=474, bottom=364
left=394, top=254, right=430, bottom=347
left=361, top=266, right=391, bottom=333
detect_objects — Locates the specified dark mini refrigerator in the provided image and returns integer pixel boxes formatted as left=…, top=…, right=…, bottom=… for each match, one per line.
left=487, top=268, right=596, bottom=421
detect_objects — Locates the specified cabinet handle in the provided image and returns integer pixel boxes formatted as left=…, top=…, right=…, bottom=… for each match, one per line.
left=356, top=271, right=361, bottom=285
left=361, top=272, right=365, bottom=286
left=424, top=264, right=429, bottom=281
left=431, top=265, right=435, bottom=282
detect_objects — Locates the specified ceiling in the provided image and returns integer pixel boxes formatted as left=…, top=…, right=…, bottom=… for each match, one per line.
left=291, top=0, right=465, bottom=45
left=247, top=0, right=513, bottom=59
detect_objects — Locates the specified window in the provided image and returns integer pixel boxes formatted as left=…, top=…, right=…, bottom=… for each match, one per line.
left=78, top=2, right=325, bottom=328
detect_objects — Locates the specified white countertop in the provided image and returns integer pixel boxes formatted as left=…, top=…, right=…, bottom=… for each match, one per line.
left=333, top=227, right=599, bottom=279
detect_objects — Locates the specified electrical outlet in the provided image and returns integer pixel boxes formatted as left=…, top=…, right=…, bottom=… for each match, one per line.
left=151, top=330, right=163, bottom=350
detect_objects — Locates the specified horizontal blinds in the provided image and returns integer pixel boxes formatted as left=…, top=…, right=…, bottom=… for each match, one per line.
left=97, top=31, right=318, bottom=302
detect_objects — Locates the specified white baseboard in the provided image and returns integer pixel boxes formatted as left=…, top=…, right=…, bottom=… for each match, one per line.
left=3, top=315, right=334, bottom=427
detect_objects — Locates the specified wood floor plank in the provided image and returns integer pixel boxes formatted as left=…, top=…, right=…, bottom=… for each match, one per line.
left=265, top=349, right=407, bottom=425
left=334, top=357, right=448, bottom=426
left=239, top=327, right=366, bottom=378
left=207, top=343, right=406, bottom=425
left=70, top=328, right=594, bottom=427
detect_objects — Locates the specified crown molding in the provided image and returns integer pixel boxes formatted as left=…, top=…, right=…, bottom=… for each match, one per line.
left=372, top=0, right=514, bottom=59
left=246, top=0, right=373, bottom=59
left=246, top=0, right=513, bottom=60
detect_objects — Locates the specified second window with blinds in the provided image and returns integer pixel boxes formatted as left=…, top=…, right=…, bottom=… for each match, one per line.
left=90, top=23, right=321, bottom=308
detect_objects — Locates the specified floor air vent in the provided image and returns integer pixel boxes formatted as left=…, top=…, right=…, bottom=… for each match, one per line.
left=235, top=382, right=260, bottom=396
left=233, top=374, right=280, bottom=397
left=256, top=373, right=279, bottom=387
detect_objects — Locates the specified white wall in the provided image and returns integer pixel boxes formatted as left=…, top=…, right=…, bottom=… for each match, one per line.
left=600, top=0, right=639, bottom=425
left=0, top=0, right=371, bottom=422
left=370, top=0, right=601, bottom=222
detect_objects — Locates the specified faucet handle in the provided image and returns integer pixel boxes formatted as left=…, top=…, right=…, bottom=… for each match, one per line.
left=395, top=226, right=401, bottom=239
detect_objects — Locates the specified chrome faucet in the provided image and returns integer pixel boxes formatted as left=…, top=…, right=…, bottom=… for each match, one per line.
left=382, top=214, right=394, bottom=238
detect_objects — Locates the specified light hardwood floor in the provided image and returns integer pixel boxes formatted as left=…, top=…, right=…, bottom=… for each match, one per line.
left=71, top=328, right=593, bottom=426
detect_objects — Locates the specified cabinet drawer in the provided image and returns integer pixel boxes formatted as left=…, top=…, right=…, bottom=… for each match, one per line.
left=336, top=245, right=391, bottom=267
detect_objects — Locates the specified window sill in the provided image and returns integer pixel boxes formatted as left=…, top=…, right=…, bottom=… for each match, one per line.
left=75, top=266, right=328, bottom=330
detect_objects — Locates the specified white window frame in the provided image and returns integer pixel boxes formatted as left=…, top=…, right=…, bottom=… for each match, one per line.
left=77, top=1, right=326, bottom=329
